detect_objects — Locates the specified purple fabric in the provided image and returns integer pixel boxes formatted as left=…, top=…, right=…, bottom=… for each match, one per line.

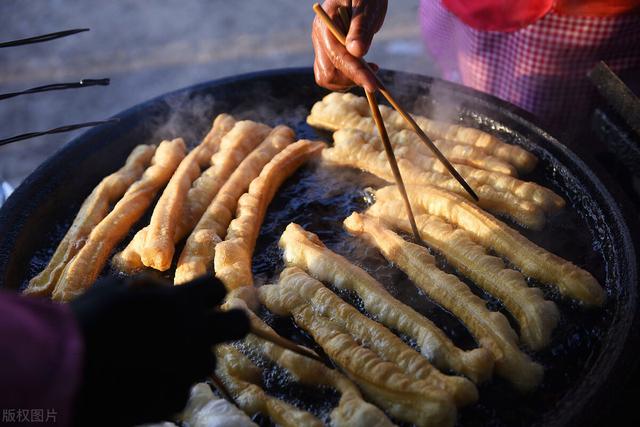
left=0, top=291, right=83, bottom=426
left=419, top=0, right=640, bottom=127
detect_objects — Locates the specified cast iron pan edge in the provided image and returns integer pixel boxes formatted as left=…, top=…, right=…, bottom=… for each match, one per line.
left=0, top=68, right=637, bottom=426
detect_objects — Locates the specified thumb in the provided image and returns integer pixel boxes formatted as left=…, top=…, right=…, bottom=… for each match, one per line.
left=346, top=1, right=386, bottom=57
left=345, top=9, right=372, bottom=57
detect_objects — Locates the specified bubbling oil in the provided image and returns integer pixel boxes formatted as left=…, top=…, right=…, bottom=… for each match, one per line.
left=19, top=95, right=617, bottom=427
left=251, top=143, right=613, bottom=426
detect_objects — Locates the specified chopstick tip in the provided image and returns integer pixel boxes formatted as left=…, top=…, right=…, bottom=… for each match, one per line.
left=467, top=187, right=480, bottom=202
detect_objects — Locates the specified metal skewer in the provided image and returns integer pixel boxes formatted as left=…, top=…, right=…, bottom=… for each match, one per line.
left=313, top=3, right=479, bottom=202
left=0, top=119, right=120, bottom=148
left=0, top=78, right=110, bottom=101
left=0, top=28, right=89, bottom=48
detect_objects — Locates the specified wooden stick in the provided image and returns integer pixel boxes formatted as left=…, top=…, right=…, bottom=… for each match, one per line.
left=336, top=5, right=421, bottom=243
left=313, top=3, right=479, bottom=202
left=365, top=90, right=423, bottom=243
left=249, top=324, right=325, bottom=364
left=337, top=6, right=351, bottom=33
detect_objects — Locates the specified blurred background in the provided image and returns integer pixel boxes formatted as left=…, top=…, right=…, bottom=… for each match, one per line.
left=0, top=0, right=435, bottom=192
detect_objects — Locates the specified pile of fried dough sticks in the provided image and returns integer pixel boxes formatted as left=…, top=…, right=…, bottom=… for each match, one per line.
left=24, top=93, right=604, bottom=427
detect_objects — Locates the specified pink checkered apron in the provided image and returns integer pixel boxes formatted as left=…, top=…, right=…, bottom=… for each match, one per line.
left=419, top=0, right=640, bottom=125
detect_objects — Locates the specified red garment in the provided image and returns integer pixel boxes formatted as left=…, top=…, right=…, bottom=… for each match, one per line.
left=0, top=291, right=83, bottom=426
left=420, top=0, right=640, bottom=125
left=555, top=0, right=640, bottom=17
left=442, top=0, right=640, bottom=32
left=442, top=0, right=553, bottom=31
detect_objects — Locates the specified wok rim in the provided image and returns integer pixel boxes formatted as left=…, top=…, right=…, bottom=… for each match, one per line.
left=0, top=67, right=637, bottom=426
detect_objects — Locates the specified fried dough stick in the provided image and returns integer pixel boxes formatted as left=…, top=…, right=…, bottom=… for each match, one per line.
left=110, top=114, right=237, bottom=273
left=138, top=114, right=237, bottom=271
left=268, top=267, right=478, bottom=404
left=307, top=92, right=537, bottom=173
left=174, top=126, right=296, bottom=284
left=376, top=185, right=604, bottom=306
left=24, top=144, right=156, bottom=297
left=112, top=119, right=269, bottom=273
left=214, top=140, right=326, bottom=290
left=307, top=95, right=516, bottom=176
left=369, top=201, right=559, bottom=350
left=260, top=269, right=458, bottom=427
left=279, top=223, right=493, bottom=385
left=323, top=133, right=545, bottom=229
left=214, top=345, right=323, bottom=427
left=366, top=200, right=559, bottom=350
left=52, top=138, right=186, bottom=301
left=225, top=298, right=395, bottom=427
left=176, top=115, right=248, bottom=236
left=344, top=213, right=543, bottom=391
left=336, top=129, right=564, bottom=212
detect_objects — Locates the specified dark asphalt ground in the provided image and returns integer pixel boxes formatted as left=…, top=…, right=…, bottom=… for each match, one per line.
left=0, top=0, right=434, bottom=187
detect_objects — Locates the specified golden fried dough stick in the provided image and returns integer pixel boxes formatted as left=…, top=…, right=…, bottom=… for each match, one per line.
left=51, top=138, right=186, bottom=302
left=335, top=129, right=563, bottom=212
left=308, top=96, right=516, bottom=177
left=225, top=298, right=394, bottom=427
left=214, top=140, right=326, bottom=290
left=433, top=139, right=517, bottom=176
left=110, top=114, right=236, bottom=273
left=214, top=345, right=323, bottom=427
left=139, top=114, right=237, bottom=271
left=174, top=126, right=296, bottom=284
left=272, top=267, right=479, bottom=403
left=112, top=119, right=269, bottom=273
left=376, top=185, right=604, bottom=306
left=323, top=132, right=545, bottom=229
left=260, top=270, right=458, bottom=426
left=279, top=223, right=493, bottom=384
left=344, top=213, right=543, bottom=391
left=24, top=144, right=156, bottom=297
left=178, top=119, right=268, bottom=236
left=307, top=92, right=537, bottom=173
left=367, top=199, right=559, bottom=350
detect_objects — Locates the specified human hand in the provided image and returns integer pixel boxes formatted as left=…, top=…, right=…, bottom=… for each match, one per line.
left=70, top=275, right=248, bottom=426
left=312, top=0, right=388, bottom=92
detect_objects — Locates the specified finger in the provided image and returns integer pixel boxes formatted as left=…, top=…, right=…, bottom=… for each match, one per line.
left=314, top=47, right=355, bottom=91
left=313, top=18, right=355, bottom=91
left=318, top=17, right=378, bottom=92
left=207, top=308, right=250, bottom=344
left=176, top=275, right=227, bottom=308
left=368, top=62, right=379, bottom=72
left=347, top=0, right=387, bottom=57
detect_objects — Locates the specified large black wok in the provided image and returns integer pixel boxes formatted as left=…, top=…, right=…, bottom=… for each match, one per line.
left=0, top=68, right=637, bottom=426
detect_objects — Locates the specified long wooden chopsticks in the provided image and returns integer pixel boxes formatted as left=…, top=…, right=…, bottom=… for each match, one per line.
left=313, top=3, right=479, bottom=203
left=332, top=5, right=421, bottom=242
left=249, top=323, right=324, bottom=363
left=365, top=91, right=423, bottom=242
